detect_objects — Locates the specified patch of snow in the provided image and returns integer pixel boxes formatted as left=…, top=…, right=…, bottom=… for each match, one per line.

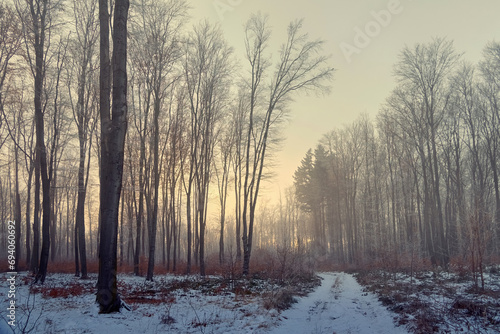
left=269, top=272, right=408, bottom=334
left=0, top=272, right=408, bottom=333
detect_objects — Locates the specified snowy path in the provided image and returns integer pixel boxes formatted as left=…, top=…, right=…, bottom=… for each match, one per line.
left=0, top=272, right=409, bottom=333
left=270, top=272, right=408, bottom=334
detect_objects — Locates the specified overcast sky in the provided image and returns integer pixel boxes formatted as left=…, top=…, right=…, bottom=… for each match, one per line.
left=190, top=0, right=500, bottom=202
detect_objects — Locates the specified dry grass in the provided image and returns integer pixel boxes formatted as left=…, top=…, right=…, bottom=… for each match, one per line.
left=30, top=282, right=92, bottom=299
left=1, top=249, right=321, bottom=314
left=354, top=266, right=500, bottom=334
left=262, top=288, right=297, bottom=311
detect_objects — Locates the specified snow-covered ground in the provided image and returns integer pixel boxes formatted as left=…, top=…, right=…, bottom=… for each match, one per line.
left=270, top=272, right=407, bottom=334
left=355, top=268, right=500, bottom=333
left=0, top=271, right=406, bottom=333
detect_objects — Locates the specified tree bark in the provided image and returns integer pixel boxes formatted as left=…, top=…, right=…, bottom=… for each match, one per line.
left=146, top=96, right=160, bottom=281
left=30, top=0, right=51, bottom=284
left=96, top=0, right=129, bottom=314
left=14, top=143, right=21, bottom=271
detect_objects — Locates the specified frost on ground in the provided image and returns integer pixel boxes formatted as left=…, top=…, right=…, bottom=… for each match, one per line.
left=355, top=267, right=500, bottom=333
left=270, top=272, right=407, bottom=334
left=0, top=271, right=314, bottom=334
left=0, top=271, right=408, bottom=334
left=2, top=268, right=498, bottom=333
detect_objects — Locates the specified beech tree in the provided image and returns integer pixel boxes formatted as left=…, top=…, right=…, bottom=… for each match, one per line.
left=214, top=116, right=235, bottom=264
left=479, top=42, right=500, bottom=250
left=0, top=3, right=22, bottom=133
left=0, top=2, right=23, bottom=271
left=231, top=88, right=250, bottom=261
left=182, top=21, right=233, bottom=276
left=96, top=0, right=129, bottom=313
left=394, top=38, right=460, bottom=265
left=239, top=14, right=333, bottom=274
left=15, top=0, right=65, bottom=283
left=31, top=0, right=50, bottom=283
left=129, top=0, right=187, bottom=281
left=67, top=0, right=99, bottom=279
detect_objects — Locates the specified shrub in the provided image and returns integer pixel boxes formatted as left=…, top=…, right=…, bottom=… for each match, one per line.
left=262, top=289, right=297, bottom=311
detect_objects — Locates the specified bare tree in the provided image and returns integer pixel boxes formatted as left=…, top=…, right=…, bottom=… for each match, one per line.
left=129, top=0, right=186, bottom=281
left=393, top=38, right=460, bottom=265
left=46, top=35, right=71, bottom=265
left=0, top=4, right=24, bottom=271
left=164, top=89, right=186, bottom=272
left=182, top=21, right=233, bottom=276
left=1, top=87, right=29, bottom=272
left=67, top=0, right=99, bottom=279
left=230, top=88, right=250, bottom=261
left=15, top=0, right=65, bottom=283
left=230, top=88, right=249, bottom=261
left=96, top=0, right=129, bottom=313
left=479, top=42, right=500, bottom=250
left=31, top=0, right=51, bottom=283
left=214, top=119, right=234, bottom=264
left=128, top=58, right=147, bottom=276
left=0, top=3, right=23, bottom=142
left=240, top=14, right=333, bottom=274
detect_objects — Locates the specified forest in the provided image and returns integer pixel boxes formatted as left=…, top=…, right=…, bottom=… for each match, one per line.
left=0, top=0, right=334, bottom=291
left=1, top=0, right=500, bottom=333
left=294, top=37, right=500, bottom=277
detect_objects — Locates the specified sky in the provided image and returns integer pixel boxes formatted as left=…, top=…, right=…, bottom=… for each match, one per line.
left=190, top=0, right=500, bottom=202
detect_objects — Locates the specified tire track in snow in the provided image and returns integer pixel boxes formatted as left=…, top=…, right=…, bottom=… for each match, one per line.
left=269, top=272, right=408, bottom=334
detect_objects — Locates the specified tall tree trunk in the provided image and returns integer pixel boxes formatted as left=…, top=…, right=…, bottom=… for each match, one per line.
left=185, top=185, right=191, bottom=274
left=134, top=119, right=146, bottom=276
left=77, top=159, right=89, bottom=278
left=75, top=56, right=91, bottom=278
left=50, top=177, right=56, bottom=263
left=25, top=164, right=33, bottom=267
left=74, top=222, right=80, bottom=276
left=171, top=186, right=177, bottom=272
left=32, top=0, right=51, bottom=284
left=66, top=189, right=70, bottom=259
left=127, top=194, right=134, bottom=264
left=96, top=0, right=129, bottom=314
left=146, top=98, right=160, bottom=281
left=219, top=214, right=225, bottom=265
left=14, top=144, right=21, bottom=271
left=234, top=166, right=241, bottom=261
left=120, top=191, right=124, bottom=267
left=198, top=189, right=206, bottom=276
left=430, top=122, right=448, bottom=265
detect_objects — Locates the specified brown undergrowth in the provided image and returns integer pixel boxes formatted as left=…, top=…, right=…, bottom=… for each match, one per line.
left=12, top=248, right=320, bottom=314
left=354, top=265, right=500, bottom=333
